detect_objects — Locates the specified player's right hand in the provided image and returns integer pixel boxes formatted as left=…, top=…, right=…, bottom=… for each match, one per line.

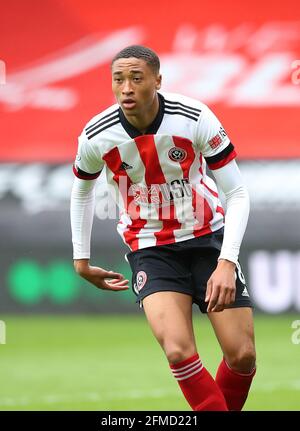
left=74, top=260, right=129, bottom=291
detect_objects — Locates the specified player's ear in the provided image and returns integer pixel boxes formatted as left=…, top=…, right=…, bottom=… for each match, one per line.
left=156, top=74, right=162, bottom=90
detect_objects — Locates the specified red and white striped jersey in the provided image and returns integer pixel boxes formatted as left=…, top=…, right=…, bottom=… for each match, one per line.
left=73, top=92, right=237, bottom=251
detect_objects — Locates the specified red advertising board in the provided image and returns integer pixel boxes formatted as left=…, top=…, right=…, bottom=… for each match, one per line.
left=0, top=0, right=299, bottom=161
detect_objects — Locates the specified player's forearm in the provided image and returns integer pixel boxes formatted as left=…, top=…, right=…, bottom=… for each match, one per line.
left=218, top=185, right=250, bottom=265
left=73, top=258, right=89, bottom=275
left=70, top=177, right=96, bottom=260
left=212, top=160, right=250, bottom=265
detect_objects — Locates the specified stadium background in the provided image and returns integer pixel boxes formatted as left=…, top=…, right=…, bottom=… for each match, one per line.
left=0, top=0, right=300, bottom=411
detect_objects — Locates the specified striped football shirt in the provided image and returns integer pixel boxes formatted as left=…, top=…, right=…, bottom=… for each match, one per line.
left=73, top=92, right=236, bottom=251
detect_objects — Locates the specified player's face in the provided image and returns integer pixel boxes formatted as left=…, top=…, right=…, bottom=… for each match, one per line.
left=112, top=58, right=161, bottom=117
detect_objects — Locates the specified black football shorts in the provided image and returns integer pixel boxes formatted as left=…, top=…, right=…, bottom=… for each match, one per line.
left=126, top=227, right=252, bottom=313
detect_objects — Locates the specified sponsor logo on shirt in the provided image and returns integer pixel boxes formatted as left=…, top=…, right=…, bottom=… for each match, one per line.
left=129, top=178, right=192, bottom=206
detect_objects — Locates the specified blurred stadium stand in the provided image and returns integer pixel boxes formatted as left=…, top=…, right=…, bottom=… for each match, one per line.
left=0, top=0, right=299, bottom=313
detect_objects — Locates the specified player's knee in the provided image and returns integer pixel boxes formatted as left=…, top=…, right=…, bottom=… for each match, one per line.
left=227, top=344, right=256, bottom=374
left=164, top=344, right=197, bottom=365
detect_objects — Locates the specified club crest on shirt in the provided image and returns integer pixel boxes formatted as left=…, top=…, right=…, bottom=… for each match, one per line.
left=168, top=147, right=187, bottom=162
left=136, top=271, right=147, bottom=291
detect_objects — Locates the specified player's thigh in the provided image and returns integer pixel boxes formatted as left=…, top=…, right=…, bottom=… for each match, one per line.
left=142, top=291, right=196, bottom=356
left=208, top=307, right=256, bottom=368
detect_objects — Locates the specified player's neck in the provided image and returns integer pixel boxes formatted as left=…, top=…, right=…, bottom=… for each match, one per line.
left=123, top=94, right=159, bottom=134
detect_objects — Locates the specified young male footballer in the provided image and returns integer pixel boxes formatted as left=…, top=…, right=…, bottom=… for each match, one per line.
left=71, top=45, right=256, bottom=411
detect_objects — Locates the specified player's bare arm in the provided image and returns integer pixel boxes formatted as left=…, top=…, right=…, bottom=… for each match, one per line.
left=74, top=258, right=129, bottom=291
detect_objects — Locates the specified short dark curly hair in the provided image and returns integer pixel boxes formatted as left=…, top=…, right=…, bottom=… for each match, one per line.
left=111, top=45, right=160, bottom=74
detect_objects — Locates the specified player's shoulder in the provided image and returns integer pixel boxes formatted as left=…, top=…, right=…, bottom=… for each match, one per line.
left=81, top=103, right=120, bottom=141
left=161, top=91, right=209, bottom=114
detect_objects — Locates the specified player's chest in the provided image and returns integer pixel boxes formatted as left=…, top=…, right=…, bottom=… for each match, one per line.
left=102, top=134, right=197, bottom=183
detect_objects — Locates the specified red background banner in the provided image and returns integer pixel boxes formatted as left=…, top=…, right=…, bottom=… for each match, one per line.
left=0, top=0, right=299, bottom=161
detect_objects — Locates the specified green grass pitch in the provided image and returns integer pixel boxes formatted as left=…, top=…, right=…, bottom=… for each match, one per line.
left=0, top=313, right=299, bottom=410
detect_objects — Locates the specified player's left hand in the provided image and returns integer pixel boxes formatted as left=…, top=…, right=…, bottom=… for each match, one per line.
left=205, top=259, right=236, bottom=312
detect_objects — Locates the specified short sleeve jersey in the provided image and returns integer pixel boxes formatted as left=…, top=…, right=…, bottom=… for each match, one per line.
left=73, top=92, right=236, bottom=251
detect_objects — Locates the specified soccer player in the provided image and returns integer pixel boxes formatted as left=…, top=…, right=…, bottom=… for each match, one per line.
left=71, top=45, right=256, bottom=411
